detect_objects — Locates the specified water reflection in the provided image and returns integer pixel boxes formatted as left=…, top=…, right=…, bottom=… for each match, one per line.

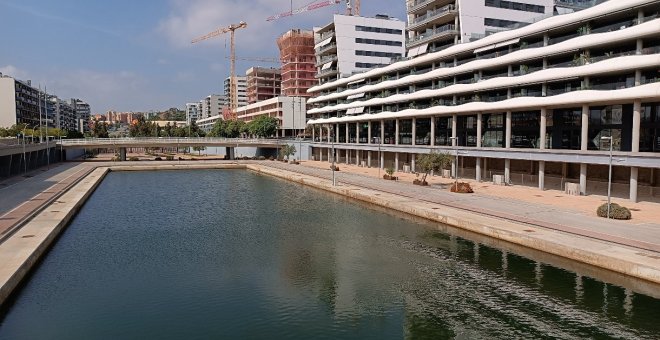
left=0, top=170, right=658, bottom=339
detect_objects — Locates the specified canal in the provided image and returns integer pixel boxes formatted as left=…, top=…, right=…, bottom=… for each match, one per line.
left=0, top=170, right=659, bottom=339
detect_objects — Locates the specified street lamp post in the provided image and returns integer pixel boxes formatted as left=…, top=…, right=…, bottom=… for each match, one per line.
left=601, top=136, right=613, bottom=219
left=329, top=125, right=336, bottom=186
left=374, top=136, right=381, bottom=179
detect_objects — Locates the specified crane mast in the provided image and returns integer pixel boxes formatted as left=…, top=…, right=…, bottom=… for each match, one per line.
left=192, top=21, right=247, bottom=120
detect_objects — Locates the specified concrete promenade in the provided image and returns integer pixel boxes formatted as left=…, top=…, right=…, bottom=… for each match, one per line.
left=0, top=160, right=659, bottom=306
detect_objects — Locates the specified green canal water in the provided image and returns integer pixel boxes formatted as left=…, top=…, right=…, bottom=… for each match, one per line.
left=0, top=170, right=659, bottom=339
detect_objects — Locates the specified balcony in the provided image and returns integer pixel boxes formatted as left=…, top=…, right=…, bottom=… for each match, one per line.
left=316, top=42, right=337, bottom=55
left=315, top=68, right=338, bottom=79
left=406, top=4, right=457, bottom=32
left=316, top=55, right=338, bottom=67
left=407, top=0, right=454, bottom=14
left=315, top=30, right=335, bottom=43
left=406, top=24, right=457, bottom=49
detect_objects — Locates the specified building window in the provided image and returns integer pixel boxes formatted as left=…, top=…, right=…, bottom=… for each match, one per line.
left=511, top=111, right=540, bottom=148
left=371, top=121, right=381, bottom=143
left=484, top=18, right=526, bottom=28
left=482, top=113, right=504, bottom=148
left=355, top=62, right=388, bottom=69
left=415, top=118, right=431, bottom=145
left=399, top=119, right=413, bottom=145
left=384, top=120, right=396, bottom=144
left=359, top=122, right=369, bottom=143
left=548, top=108, right=581, bottom=150
left=485, top=0, right=545, bottom=13
left=355, top=50, right=401, bottom=58
left=355, top=38, right=402, bottom=47
left=640, top=102, right=660, bottom=152
left=588, top=105, right=631, bottom=151
left=338, top=123, right=346, bottom=143
left=435, top=117, right=453, bottom=146
left=355, top=26, right=402, bottom=35
left=457, top=115, right=478, bottom=147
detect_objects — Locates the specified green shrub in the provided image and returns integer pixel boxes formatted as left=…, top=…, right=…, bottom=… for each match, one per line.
left=597, top=203, right=632, bottom=220
left=165, top=155, right=174, bottom=161
left=154, top=157, right=162, bottom=161
left=385, top=167, right=395, bottom=176
left=128, top=156, right=139, bottom=161
left=450, top=182, right=474, bottom=193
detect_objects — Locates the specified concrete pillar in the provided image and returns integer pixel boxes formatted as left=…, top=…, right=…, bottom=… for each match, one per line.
left=483, top=158, right=488, bottom=181
left=356, top=122, right=360, bottom=144
left=120, top=147, right=127, bottom=161
left=380, top=120, right=385, bottom=144
left=539, top=161, right=545, bottom=190
left=630, top=167, right=639, bottom=202
left=580, top=163, right=587, bottom=195
left=636, top=38, right=643, bottom=54
left=476, top=113, right=482, bottom=148
left=367, top=121, right=372, bottom=143
left=505, top=159, right=511, bottom=184
left=312, top=126, right=316, bottom=141
left=412, top=118, right=416, bottom=145
left=356, top=149, right=360, bottom=166
left=395, top=119, right=400, bottom=145
left=395, top=152, right=399, bottom=171
left=505, top=111, right=512, bottom=148
left=380, top=150, right=384, bottom=169
left=327, top=148, right=331, bottom=162
left=632, top=100, right=641, bottom=152
left=345, top=124, right=349, bottom=144
left=345, top=149, right=349, bottom=165
left=368, top=151, right=372, bottom=167
left=581, top=105, right=589, bottom=151
left=430, top=117, right=435, bottom=146
left=451, top=114, right=457, bottom=145
left=476, top=157, right=482, bottom=182
left=411, top=154, right=416, bottom=173
left=540, top=108, right=547, bottom=150
left=225, top=147, right=235, bottom=160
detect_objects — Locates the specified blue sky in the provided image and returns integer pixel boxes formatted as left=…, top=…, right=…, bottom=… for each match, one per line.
left=0, top=0, right=406, bottom=114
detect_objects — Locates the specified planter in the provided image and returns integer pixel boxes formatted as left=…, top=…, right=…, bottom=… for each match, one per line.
left=330, top=166, right=340, bottom=171
left=413, top=179, right=428, bottom=186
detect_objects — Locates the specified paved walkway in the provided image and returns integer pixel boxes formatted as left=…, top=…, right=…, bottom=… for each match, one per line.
left=0, top=163, right=94, bottom=240
left=263, top=161, right=660, bottom=254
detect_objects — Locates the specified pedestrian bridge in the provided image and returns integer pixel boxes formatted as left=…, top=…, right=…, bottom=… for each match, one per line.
left=57, top=137, right=284, bottom=149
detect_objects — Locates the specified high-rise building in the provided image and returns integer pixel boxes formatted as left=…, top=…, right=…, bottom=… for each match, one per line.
left=314, top=14, right=406, bottom=85
left=246, top=67, right=281, bottom=104
left=307, top=0, right=660, bottom=202
left=277, top=29, right=316, bottom=97
left=48, top=95, right=76, bottom=132
left=198, top=94, right=225, bottom=120
left=186, top=103, right=200, bottom=124
left=223, top=76, right=248, bottom=107
left=0, top=75, right=41, bottom=128
left=70, top=99, right=91, bottom=133
left=405, top=0, right=557, bottom=57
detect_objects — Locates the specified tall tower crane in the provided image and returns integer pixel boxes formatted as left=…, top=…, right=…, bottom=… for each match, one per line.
left=267, top=0, right=360, bottom=21
left=192, top=21, right=247, bottom=120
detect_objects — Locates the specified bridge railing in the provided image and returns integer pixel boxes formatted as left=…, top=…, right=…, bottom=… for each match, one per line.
left=58, top=137, right=293, bottom=146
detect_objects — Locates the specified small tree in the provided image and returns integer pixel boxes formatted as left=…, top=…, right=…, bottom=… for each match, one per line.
left=280, top=144, right=296, bottom=161
left=417, top=152, right=452, bottom=184
left=192, top=146, right=206, bottom=156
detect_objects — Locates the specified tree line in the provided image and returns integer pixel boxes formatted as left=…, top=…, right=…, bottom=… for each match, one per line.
left=207, top=115, right=279, bottom=138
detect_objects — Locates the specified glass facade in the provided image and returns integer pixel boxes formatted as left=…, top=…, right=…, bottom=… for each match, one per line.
left=348, top=123, right=357, bottom=143
left=399, top=119, right=413, bottom=145
left=415, top=118, right=431, bottom=145
left=549, top=108, right=581, bottom=150
left=588, top=105, right=631, bottom=151
left=482, top=113, right=504, bottom=148
left=384, top=120, right=396, bottom=144
left=511, top=111, right=541, bottom=148
left=457, top=115, right=478, bottom=147
left=370, top=121, right=381, bottom=143
left=434, top=117, right=452, bottom=146
left=338, top=123, right=346, bottom=143
left=358, top=122, right=369, bottom=143
left=640, top=102, right=660, bottom=153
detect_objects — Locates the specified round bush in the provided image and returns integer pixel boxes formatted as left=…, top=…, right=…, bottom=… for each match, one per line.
left=450, top=182, right=474, bottom=193
left=597, top=203, right=632, bottom=220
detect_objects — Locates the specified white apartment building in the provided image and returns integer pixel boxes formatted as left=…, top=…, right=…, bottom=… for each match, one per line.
left=197, top=96, right=307, bottom=137
left=315, top=14, right=406, bottom=85
left=198, top=94, right=225, bottom=120
left=223, top=76, right=248, bottom=107
left=186, top=103, right=200, bottom=124
left=405, top=0, right=555, bottom=57
left=307, top=0, right=660, bottom=202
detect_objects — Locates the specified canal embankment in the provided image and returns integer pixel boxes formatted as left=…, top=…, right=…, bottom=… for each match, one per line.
left=1, top=161, right=660, bottom=307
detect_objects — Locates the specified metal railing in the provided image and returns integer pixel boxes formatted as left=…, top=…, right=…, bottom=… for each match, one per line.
left=58, top=137, right=285, bottom=146
left=409, top=4, right=456, bottom=27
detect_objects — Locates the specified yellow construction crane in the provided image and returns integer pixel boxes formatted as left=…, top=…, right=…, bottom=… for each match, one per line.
left=267, top=0, right=359, bottom=21
left=192, top=21, right=248, bottom=120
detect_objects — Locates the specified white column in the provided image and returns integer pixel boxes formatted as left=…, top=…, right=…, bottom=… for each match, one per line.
left=411, top=154, right=416, bottom=172
left=356, top=149, right=360, bottom=165
left=632, top=100, right=641, bottom=152
left=356, top=122, right=360, bottom=144
left=395, top=119, right=400, bottom=145
left=412, top=118, right=417, bottom=145
left=580, top=164, right=587, bottom=195
left=395, top=152, right=399, bottom=171
left=581, top=105, right=589, bottom=151
left=367, top=121, right=372, bottom=144
left=630, top=167, right=639, bottom=202
left=367, top=151, right=372, bottom=167
left=345, top=149, right=349, bottom=165
left=505, top=111, right=512, bottom=149
left=476, top=157, right=481, bottom=182
left=380, top=120, right=385, bottom=144
left=380, top=150, right=384, bottom=169
left=345, top=124, right=349, bottom=144
left=505, top=159, right=511, bottom=184
left=451, top=114, right=457, bottom=146
left=312, top=125, right=316, bottom=141
left=540, top=108, right=547, bottom=150
left=430, top=117, right=436, bottom=146
left=476, top=113, right=482, bottom=148
left=539, top=161, right=545, bottom=190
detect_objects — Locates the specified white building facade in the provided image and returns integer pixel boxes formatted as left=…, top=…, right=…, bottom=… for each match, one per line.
left=186, top=103, right=200, bottom=124
left=197, top=96, right=307, bottom=137
left=224, top=76, right=248, bottom=108
left=315, top=14, right=406, bottom=85
left=307, top=0, right=660, bottom=202
left=405, top=0, right=556, bottom=57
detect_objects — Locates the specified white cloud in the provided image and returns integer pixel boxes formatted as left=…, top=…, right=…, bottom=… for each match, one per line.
left=0, top=65, right=29, bottom=80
